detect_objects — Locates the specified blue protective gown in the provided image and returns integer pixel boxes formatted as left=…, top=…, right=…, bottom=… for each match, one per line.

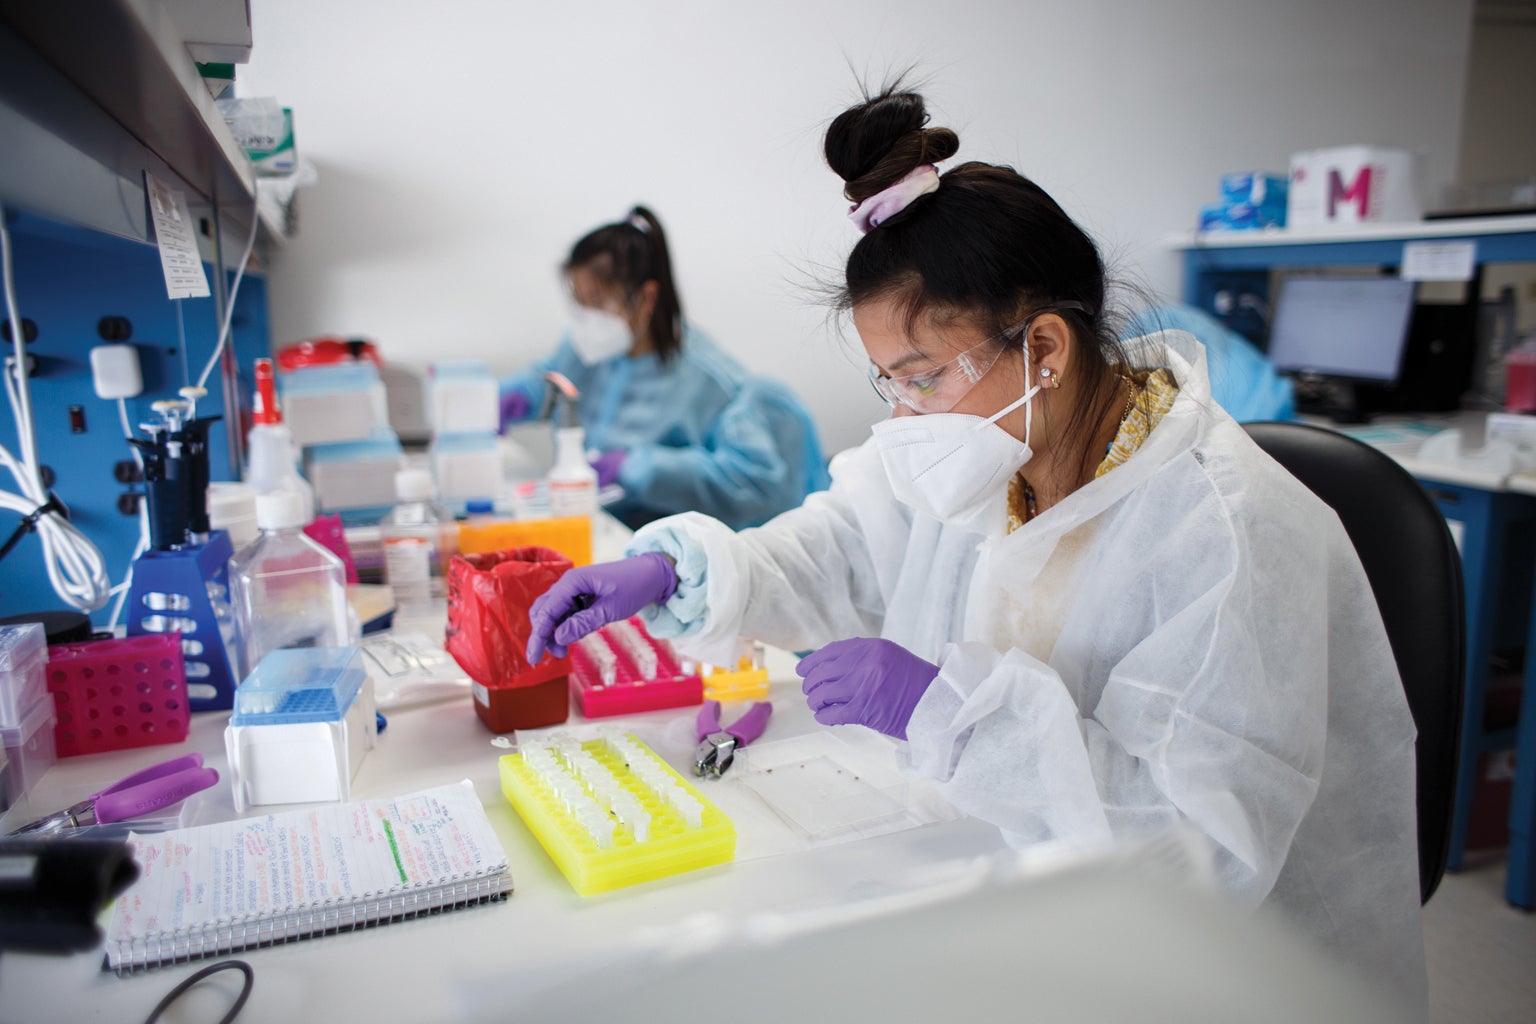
left=1124, top=305, right=1295, bottom=423
left=500, top=323, right=830, bottom=531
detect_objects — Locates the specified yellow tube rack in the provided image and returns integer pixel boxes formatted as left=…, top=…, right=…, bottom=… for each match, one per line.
left=499, top=733, right=734, bottom=896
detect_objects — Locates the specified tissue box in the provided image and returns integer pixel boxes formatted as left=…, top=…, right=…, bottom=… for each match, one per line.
left=1200, top=201, right=1285, bottom=233
left=1198, top=172, right=1287, bottom=233
left=1220, top=172, right=1288, bottom=208
left=1288, top=146, right=1421, bottom=227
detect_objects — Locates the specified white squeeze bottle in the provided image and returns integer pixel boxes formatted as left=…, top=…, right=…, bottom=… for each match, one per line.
left=245, top=357, right=316, bottom=521
left=380, top=468, right=456, bottom=607
left=544, top=374, right=598, bottom=517
left=228, top=490, right=351, bottom=677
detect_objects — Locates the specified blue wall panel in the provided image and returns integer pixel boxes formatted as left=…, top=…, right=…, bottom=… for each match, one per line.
left=0, top=211, right=269, bottom=624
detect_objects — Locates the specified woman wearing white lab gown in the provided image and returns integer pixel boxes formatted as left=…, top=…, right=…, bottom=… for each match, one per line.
left=527, top=87, right=1426, bottom=1010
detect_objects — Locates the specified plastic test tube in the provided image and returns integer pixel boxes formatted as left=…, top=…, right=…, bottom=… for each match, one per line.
left=606, top=620, right=658, bottom=679
left=577, top=633, right=619, bottom=688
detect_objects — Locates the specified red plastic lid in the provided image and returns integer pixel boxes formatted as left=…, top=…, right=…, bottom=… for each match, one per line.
left=275, top=336, right=383, bottom=372
left=252, top=358, right=281, bottom=424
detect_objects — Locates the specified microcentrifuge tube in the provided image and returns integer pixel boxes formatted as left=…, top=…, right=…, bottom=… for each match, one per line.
left=578, top=633, right=619, bottom=687
left=607, top=620, right=658, bottom=679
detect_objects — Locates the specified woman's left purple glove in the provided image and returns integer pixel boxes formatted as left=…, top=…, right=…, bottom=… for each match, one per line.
left=500, top=389, right=531, bottom=428
left=796, top=638, right=939, bottom=741
left=589, top=449, right=626, bottom=488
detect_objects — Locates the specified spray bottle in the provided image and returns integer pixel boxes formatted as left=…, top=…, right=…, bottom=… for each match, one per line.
left=542, top=371, right=597, bottom=517
left=246, top=357, right=315, bottom=522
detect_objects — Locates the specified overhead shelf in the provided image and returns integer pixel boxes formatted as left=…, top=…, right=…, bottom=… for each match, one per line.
left=0, top=0, right=283, bottom=247
left=1170, top=215, right=1536, bottom=251
left=1171, top=216, right=1536, bottom=276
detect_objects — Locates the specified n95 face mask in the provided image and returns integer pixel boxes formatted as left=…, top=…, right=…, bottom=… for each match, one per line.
left=871, top=375, right=1041, bottom=532
left=569, top=307, right=633, bottom=365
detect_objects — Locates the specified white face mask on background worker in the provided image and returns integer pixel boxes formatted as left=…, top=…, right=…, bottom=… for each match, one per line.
left=864, top=303, right=1084, bottom=531
left=568, top=306, right=633, bottom=365
left=565, top=265, right=660, bottom=366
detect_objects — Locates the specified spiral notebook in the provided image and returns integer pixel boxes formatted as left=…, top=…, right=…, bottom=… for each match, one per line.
left=103, top=780, right=512, bottom=972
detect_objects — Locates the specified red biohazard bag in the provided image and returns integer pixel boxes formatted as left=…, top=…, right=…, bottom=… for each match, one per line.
left=444, top=546, right=573, bottom=730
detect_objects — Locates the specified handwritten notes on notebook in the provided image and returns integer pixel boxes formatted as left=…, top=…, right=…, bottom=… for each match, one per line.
left=105, top=780, right=511, bottom=971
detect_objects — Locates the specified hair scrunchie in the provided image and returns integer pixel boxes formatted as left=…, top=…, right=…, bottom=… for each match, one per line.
left=847, top=164, right=940, bottom=233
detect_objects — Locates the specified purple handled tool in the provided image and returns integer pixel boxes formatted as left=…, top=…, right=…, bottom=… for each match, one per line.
left=693, top=700, right=772, bottom=778
left=8, top=753, right=219, bottom=836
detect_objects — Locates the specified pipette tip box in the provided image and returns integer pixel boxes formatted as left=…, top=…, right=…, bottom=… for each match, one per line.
left=570, top=618, right=702, bottom=718
left=500, top=732, right=734, bottom=896
left=225, top=646, right=377, bottom=812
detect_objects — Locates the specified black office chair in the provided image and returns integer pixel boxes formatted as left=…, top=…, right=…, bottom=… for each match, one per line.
left=1243, top=421, right=1465, bottom=903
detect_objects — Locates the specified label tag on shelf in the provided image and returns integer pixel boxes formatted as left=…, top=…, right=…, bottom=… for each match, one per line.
left=144, top=171, right=211, bottom=300
left=1402, top=240, right=1476, bottom=282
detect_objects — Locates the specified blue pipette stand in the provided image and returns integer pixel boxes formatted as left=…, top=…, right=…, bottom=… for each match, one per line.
left=126, top=531, right=240, bottom=711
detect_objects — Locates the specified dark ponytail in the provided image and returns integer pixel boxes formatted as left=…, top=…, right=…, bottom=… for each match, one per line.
left=824, top=84, right=1131, bottom=483
left=564, top=205, right=685, bottom=362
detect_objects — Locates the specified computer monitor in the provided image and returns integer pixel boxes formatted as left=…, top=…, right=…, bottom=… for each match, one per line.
left=1266, top=276, right=1417, bottom=422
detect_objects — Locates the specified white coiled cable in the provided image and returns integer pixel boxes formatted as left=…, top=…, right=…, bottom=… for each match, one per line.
left=0, top=208, right=110, bottom=611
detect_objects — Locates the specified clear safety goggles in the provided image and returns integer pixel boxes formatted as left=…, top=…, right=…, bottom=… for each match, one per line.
left=867, top=303, right=1086, bottom=414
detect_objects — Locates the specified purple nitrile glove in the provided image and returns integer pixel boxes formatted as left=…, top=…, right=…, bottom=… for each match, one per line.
left=796, top=637, right=939, bottom=741
left=499, top=389, right=531, bottom=428
left=526, top=552, right=678, bottom=664
left=589, top=449, right=626, bottom=488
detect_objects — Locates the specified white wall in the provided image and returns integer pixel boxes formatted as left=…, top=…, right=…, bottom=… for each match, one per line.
left=241, top=0, right=1473, bottom=454
left=1458, top=11, right=1536, bottom=186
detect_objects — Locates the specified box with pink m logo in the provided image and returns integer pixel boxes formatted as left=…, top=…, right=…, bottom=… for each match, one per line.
left=1288, top=146, right=1422, bottom=226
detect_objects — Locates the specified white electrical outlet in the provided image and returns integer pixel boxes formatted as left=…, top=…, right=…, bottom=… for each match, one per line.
left=89, top=344, right=142, bottom=399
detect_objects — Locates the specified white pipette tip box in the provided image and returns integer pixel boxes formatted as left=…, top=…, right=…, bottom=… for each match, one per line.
left=225, top=647, right=377, bottom=812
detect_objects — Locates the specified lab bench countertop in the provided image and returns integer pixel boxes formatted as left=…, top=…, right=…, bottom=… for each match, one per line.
left=0, top=659, right=1009, bottom=1024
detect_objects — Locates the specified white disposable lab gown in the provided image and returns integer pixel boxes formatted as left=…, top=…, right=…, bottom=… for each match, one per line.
left=631, top=332, right=1425, bottom=1010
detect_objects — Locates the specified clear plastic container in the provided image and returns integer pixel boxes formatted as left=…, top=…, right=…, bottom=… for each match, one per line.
left=1, top=696, right=57, bottom=810
left=548, top=426, right=598, bottom=517
left=0, top=623, right=47, bottom=728
left=379, top=468, right=457, bottom=607
left=229, top=491, right=352, bottom=677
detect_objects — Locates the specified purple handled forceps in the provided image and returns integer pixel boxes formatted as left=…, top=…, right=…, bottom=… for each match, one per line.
left=693, top=700, right=772, bottom=778
left=8, top=753, right=219, bottom=836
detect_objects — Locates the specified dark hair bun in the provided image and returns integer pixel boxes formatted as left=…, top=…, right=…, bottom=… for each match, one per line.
left=824, top=89, right=960, bottom=203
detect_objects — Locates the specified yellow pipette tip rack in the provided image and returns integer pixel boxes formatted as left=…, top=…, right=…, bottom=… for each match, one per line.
left=499, top=733, right=734, bottom=896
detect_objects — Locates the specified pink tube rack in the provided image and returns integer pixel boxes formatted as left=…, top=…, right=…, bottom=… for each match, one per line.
left=46, top=633, right=190, bottom=757
left=571, top=617, right=702, bottom=718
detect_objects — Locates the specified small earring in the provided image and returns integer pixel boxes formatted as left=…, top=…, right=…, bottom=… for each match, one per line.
left=1041, top=367, right=1062, bottom=389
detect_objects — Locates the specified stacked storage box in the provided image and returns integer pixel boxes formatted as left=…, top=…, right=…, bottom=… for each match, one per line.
left=428, top=361, right=502, bottom=514
left=280, top=362, right=403, bottom=521
left=0, top=624, right=56, bottom=816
